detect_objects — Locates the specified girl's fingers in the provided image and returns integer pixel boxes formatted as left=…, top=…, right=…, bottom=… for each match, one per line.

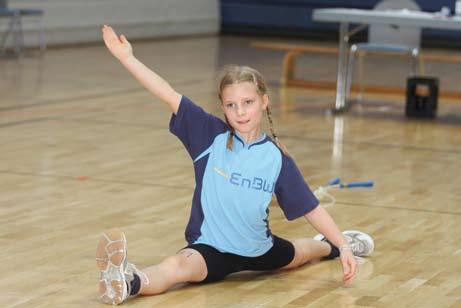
left=120, top=35, right=128, bottom=44
left=341, top=254, right=356, bottom=284
left=344, top=272, right=353, bottom=283
left=103, top=26, right=117, bottom=39
left=345, top=258, right=356, bottom=284
left=350, top=258, right=357, bottom=277
left=341, top=255, right=350, bottom=272
left=343, top=263, right=350, bottom=276
left=102, top=25, right=132, bottom=59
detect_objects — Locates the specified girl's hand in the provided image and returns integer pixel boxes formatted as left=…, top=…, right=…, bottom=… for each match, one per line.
left=102, top=25, right=133, bottom=61
left=339, top=249, right=357, bottom=285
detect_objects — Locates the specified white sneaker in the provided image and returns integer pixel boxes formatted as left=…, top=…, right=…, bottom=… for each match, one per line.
left=96, top=229, right=140, bottom=305
left=313, top=230, right=374, bottom=257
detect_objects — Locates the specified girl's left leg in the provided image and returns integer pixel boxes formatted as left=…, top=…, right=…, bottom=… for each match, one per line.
left=137, top=248, right=208, bottom=295
left=281, top=238, right=332, bottom=270
left=96, top=229, right=208, bottom=305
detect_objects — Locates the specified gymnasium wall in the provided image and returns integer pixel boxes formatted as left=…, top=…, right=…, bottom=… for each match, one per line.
left=1, top=0, right=220, bottom=47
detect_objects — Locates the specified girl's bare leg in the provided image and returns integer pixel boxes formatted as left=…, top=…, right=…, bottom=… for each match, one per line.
left=282, top=238, right=332, bottom=270
left=138, top=238, right=330, bottom=294
left=138, top=248, right=207, bottom=295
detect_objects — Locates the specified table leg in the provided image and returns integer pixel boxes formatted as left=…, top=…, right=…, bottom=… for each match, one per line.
left=333, top=22, right=351, bottom=113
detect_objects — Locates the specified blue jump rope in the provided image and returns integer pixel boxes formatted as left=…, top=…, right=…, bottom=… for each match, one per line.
left=313, top=177, right=374, bottom=207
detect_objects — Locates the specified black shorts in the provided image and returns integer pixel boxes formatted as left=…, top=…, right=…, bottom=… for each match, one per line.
left=185, top=235, right=295, bottom=283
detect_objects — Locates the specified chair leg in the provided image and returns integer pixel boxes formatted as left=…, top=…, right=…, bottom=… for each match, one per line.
left=12, top=12, right=24, bottom=56
left=0, top=16, right=16, bottom=53
left=413, top=48, right=424, bottom=76
left=18, top=16, right=24, bottom=55
left=345, top=45, right=357, bottom=102
left=357, top=51, right=365, bottom=102
left=281, top=51, right=301, bottom=86
left=38, top=15, right=46, bottom=53
left=410, top=48, right=419, bottom=76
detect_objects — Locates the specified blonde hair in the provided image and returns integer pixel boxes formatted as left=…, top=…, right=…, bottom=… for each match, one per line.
left=218, top=65, right=289, bottom=156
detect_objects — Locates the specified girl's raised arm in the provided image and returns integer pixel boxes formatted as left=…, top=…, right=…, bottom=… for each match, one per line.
left=102, top=25, right=181, bottom=114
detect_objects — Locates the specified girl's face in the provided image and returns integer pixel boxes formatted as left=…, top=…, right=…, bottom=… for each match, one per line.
left=220, top=82, right=268, bottom=140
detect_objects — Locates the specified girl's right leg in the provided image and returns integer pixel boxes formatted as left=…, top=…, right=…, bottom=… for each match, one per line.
left=96, top=229, right=208, bottom=305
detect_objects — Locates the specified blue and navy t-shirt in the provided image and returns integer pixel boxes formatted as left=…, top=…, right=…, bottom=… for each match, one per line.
left=169, top=96, right=319, bottom=257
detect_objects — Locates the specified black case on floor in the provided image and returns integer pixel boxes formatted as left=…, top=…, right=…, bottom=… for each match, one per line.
left=406, top=77, right=439, bottom=118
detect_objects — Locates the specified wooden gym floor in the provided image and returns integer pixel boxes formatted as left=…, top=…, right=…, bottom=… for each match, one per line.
left=1, top=35, right=460, bottom=308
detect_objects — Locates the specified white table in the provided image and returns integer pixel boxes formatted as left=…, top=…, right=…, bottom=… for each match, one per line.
left=313, top=8, right=461, bottom=112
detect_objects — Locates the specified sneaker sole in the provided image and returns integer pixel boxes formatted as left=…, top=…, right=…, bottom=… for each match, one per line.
left=96, top=229, right=128, bottom=305
left=343, top=230, right=375, bottom=256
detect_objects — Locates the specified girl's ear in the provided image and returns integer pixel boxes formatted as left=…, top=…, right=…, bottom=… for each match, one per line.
left=262, top=94, right=269, bottom=110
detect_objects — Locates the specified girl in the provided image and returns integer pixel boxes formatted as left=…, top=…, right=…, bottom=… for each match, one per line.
left=96, top=25, right=374, bottom=305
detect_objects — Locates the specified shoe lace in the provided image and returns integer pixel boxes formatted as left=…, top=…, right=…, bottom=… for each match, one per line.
left=345, top=235, right=365, bottom=255
left=343, top=237, right=366, bottom=263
